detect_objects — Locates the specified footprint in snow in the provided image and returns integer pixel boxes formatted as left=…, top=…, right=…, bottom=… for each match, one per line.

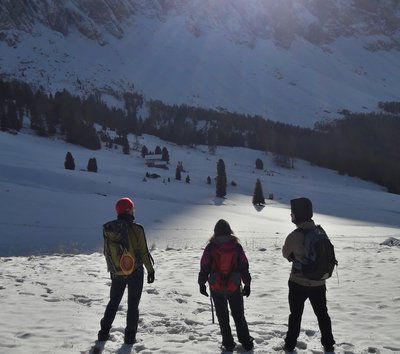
left=15, top=332, right=32, bottom=339
left=192, top=307, right=209, bottom=314
left=296, top=341, right=307, bottom=350
left=383, top=345, right=400, bottom=352
left=18, top=291, right=35, bottom=296
left=175, top=297, right=187, bottom=304
left=305, top=329, right=316, bottom=336
left=145, top=288, right=159, bottom=295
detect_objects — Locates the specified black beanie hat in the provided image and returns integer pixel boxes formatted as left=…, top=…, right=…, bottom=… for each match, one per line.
left=214, top=219, right=233, bottom=237
left=290, top=197, right=313, bottom=225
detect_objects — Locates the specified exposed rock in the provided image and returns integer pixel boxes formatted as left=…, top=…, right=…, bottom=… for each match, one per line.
left=0, top=0, right=399, bottom=49
left=380, top=237, right=400, bottom=247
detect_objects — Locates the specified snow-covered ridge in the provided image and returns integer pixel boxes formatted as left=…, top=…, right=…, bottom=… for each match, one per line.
left=1, top=0, right=400, bottom=125
left=2, top=0, right=400, bottom=49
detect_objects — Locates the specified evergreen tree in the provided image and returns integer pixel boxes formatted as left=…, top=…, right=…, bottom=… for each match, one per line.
left=255, top=158, right=264, bottom=170
left=64, top=152, right=75, bottom=170
left=132, top=134, right=140, bottom=151
left=207, top=129, right=217, bottom=154
left=141, top=145, right=148, bottom=158
left=175, top=164, right=182, bottom=180
left=273, top=153, right=293, bottom=169
left=122, top=135, right=130, bottom=155
left=207, top=176, right=211, bottom=185
left=87, top=157, right=98, bottom=172
left=216, top=159, right=227, bottom=198
left=155, top=145, right=162, bottom=155
left=252, top=179, right=265, bottom=205
left=8, top=102, right=22, bottom=131
left=186, top=175, right=190, bottom=183
left=177, top=161, right=185, bottom=172
left=161, top=147, right=170, bottom=162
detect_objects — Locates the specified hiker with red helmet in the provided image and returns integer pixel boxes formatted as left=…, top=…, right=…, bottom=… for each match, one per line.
left=198, top=219, right=254, bottom=352
left=98, top=197, right=155, bottom=345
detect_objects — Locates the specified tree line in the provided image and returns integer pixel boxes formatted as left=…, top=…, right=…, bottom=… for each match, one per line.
left=1, top=78, right=399, bottom=194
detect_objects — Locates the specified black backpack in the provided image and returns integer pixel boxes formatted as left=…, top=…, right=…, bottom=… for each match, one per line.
left=295, top=226, right=338, bottom=280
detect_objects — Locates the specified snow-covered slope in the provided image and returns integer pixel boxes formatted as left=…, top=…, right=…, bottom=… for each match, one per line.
left=1, top=129, right=400, bottom=353
left=1, top=128, right=399, bottom=256
left=1, top=0, right=400, bottom=126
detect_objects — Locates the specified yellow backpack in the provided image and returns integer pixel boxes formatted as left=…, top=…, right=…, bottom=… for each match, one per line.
left=103, top=220, right=135, bottom=275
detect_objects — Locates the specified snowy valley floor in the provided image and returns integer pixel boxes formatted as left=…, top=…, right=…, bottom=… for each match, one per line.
left=1, top=236, right=399, bottom=354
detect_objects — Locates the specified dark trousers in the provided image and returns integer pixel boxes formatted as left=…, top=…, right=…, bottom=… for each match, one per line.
left=100, top=267, right=144, bottom=339
left=285, top=281, right=335, bottom=349
left=212, top=289, right=252, bottom=347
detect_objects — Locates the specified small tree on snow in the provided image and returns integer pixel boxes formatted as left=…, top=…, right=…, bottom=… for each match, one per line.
left=87, top=157, right=98, bottom=172
left=162, top=147, right=170, bottom=162
left=255, top=158, right=264, bottom=170
left=175, top=164, right=182, bottom=180
left=122, top=135, right=130, bottom=155
left=141, top=145, right=148, bottom=158
left=252, top=179, right=265, bottom=205
left=216, top=159, right=227, bottom=198
left=64, top=152, right=75, bottom=170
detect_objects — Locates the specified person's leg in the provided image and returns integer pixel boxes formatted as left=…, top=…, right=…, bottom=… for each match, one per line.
left=309, top=285, right=335, bottom=349
left=228, top=290, right=253, bottom=350
left=284, top=281, right=308, bottom=351
left=212, top=292, right=235, bottom=350
left=99, top=276, right=127, bottom=339
left=125, top=268, right=144, bottom=343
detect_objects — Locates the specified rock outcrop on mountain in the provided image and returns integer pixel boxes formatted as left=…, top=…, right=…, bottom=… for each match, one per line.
left=1, top=0, right=399, bottom=126
left=1, top=0, right=399, bottom=49
left=0, top=0, right=137, bottom=46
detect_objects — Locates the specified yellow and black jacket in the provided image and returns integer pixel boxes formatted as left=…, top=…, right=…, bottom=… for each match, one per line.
left=103, top=216, right=154, bottom=276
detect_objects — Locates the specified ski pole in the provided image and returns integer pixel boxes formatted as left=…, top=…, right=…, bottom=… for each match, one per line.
left=210, top=296, right=215, bottom=324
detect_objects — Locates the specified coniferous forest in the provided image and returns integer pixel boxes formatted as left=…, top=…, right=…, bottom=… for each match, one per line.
left=1, top=78, right=399, bottom=194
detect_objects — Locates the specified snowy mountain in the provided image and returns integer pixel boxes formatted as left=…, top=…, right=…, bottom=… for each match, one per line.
left=1, top=0, right=400, bottom=126
left=1, top=128, right=400, bottom=353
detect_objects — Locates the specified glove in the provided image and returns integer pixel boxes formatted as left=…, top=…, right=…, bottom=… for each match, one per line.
left=199, top=284, right=209, bottom=297
left=147, top=272, right=155, bottom=284
left=287, top=252, right=295, bottom=262
left=242, top=284, right=251, bottom=297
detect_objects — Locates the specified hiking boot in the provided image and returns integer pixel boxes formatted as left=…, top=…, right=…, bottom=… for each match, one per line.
left=124, top=329, right=136, bottom=345
left=124, top=337, right=136, bottom=345
left=283, top=344, right=295, bottom=353
left=97, top=330, right=110, bottom=342
left=222, top=341, right=236, bottom=352
left=242, top=336, right=254, bottom=351
left=324, top=346, right=335, bottom=353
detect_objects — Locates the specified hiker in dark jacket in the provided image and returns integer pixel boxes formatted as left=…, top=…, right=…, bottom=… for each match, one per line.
left=198, top=219, right=254, bottom=352
left=282, top=197, right=335, bottom=353
left=98, top=197, right=155, bottom=345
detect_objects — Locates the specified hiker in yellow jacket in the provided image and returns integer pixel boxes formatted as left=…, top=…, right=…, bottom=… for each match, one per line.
left=98, top=197, right=155, bottom=345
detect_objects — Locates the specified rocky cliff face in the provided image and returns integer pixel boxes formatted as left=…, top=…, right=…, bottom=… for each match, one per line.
left=1, top=0, right=399, bottom=126
left=0, top=0, right=136, bottom=46
left=1, top=0, right=399, bottom=50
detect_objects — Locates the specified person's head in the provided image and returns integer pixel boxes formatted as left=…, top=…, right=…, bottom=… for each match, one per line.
left=214, top=219, right=233, bottom=237
left=209, top=219, right=239, bottom=244
left=115, top=197, right=134, bottom=216
left=290, top=197, right=313, bottom=225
